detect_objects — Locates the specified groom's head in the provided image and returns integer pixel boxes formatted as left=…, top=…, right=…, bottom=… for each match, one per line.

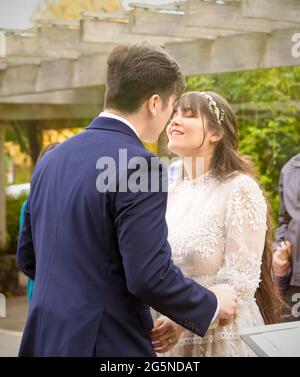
left=104, top=43, right=185, bottom=142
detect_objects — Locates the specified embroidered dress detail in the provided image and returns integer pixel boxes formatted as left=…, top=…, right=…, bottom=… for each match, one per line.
left=160, top=173, right=267, bottom=357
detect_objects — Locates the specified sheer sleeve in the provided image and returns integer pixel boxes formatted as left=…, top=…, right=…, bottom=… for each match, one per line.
left=216, top=175, right=267, bottom=303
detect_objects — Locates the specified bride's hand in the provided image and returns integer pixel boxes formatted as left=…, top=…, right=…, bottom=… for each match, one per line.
left=150, top=316, right=184, bottom=353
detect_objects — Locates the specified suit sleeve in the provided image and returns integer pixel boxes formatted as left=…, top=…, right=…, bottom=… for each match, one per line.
left=17, top=194, right=36, bottom=280
left=114, top=158, right=217, bottom=336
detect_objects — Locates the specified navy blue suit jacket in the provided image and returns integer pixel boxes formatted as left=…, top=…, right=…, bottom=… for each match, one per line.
left=17, top=116, right=217, bottom=357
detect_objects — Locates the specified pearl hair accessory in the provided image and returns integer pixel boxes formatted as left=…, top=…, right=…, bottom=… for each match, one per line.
left=200, top=92, right=225, bottom=125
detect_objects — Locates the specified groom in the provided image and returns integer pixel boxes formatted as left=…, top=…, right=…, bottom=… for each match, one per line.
left=17, top=43, right=237, bottom=357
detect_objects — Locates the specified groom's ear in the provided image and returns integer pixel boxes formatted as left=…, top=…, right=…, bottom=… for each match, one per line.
left=146, top=94, right=161, bottom=117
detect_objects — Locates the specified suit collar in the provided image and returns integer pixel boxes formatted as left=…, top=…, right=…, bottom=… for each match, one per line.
left=99, top=112, right=140, bottom=138
left=86, top=116, right=142, bottom=143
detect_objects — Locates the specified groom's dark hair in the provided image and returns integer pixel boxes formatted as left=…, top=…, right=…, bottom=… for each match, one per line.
left=104, top=43, right=186, bottom=113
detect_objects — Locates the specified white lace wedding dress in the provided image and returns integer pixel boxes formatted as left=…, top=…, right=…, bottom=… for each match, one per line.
left=164, top=171, right=267, bottom=357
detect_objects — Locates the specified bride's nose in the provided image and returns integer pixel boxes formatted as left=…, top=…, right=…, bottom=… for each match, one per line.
left=170, top=115, right=182, bottom=126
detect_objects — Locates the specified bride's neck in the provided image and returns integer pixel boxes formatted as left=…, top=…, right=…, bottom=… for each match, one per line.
left=183, top=153, right=212, bottom=180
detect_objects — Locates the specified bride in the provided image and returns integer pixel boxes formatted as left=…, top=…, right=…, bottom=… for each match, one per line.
left=151, top=91, right=283, bottom=357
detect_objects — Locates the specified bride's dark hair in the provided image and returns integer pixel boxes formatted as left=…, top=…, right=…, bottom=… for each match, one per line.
left=178, top=91, right=284, bottom=324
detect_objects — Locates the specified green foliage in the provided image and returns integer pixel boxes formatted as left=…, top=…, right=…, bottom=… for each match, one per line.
left=0, top=255, right=19, bottom=294
left=13, top=166, right=32, bottom=184
left=5, top=194, right=28, bottom=255
left=186, top=66, right=300, bottom=220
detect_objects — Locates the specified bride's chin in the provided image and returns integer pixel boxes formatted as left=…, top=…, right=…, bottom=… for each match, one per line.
left=167, top=142, right=179, bottom=155
left=168, top=143, right=184, bottom=157
left=167, top=144, right=195, bottom=159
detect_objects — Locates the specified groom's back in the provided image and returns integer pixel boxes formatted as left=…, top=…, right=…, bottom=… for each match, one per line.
left=19, top=118, right=156, bottom=356
left=17, top=43, right=215, bottom=358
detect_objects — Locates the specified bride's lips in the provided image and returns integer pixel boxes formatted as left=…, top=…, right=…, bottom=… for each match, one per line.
left=169, top=127, right=184, bottom=136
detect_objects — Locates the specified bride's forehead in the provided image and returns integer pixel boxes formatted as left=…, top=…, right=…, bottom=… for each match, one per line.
left=179, top=96, right=205, bottom=114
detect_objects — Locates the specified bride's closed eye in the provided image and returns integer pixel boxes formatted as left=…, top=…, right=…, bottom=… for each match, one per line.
left=181, top=107, right=194, bottom=118
left=183, top=111, right=194, bottom=118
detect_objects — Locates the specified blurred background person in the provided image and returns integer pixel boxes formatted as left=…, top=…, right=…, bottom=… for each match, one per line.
left=273, top=152, right=300, bottom=321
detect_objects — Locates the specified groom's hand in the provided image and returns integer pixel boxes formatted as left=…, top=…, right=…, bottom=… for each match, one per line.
left=150, top=316, right=184, bottom=353
left=209, top=285, right=238, bottom=322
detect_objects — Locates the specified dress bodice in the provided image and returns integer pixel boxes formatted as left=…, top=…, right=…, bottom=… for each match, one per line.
left=166, top=171, right=268, bottom=303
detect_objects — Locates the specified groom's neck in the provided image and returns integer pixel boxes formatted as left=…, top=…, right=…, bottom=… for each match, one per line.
left=104, top=108, right=147, bottom=140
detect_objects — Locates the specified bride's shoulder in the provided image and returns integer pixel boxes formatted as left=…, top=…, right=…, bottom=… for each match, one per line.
left=227, top=172, right=264, bottom=197
left=229, top=172, right=257, bottom=184
left=225, top=173, right=267, bottom=227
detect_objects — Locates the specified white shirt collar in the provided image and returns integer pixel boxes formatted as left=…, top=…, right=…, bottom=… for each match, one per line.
left=99, top=112, right=140, bottom=139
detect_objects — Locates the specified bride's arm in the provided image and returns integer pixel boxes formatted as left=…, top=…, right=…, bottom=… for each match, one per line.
left=215, top=176, right=268, bottom=304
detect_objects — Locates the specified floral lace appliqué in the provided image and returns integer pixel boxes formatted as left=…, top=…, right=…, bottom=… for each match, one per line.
left=227, top=177, right=267, bottom=232
left=168, top=211, right=225, bottom=261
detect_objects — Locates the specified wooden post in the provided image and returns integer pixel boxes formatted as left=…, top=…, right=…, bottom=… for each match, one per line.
left=0, top=123, right=6, bottom=251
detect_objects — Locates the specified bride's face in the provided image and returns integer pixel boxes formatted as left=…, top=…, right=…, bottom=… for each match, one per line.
left=167, top=107, right=212, bottom=157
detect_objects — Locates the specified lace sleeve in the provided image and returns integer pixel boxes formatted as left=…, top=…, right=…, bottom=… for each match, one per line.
left=216, top=175, right=268, bottom=303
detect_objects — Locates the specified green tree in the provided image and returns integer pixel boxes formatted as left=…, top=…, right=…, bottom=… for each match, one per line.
left=7, top=121, right=42, bottom=167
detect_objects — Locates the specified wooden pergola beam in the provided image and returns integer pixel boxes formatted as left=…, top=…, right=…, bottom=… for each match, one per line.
left=1, top=57, right=44, bottom=66
left=1, top=2, right=299, bottom=63
left=130, top=9, right=242, bottom=39
left=167, top=28, right=300, bottom=75
left=81, top=18, right=191, bottom=44
left=1, top=28, right=299, bottom=98
left=242, top=0, right=300, bottom=23
left=129, top=2, right=185, bottom=11
left=185, top=0, right=300, bottom=32
left=0, top=13, right=241, bottom=62
left=0, top=87, right=104, bottom=105
left=0, top=28, right=115, bottom=60
left=1, top=64, right=40, bottom=96
left=0, top=104, right=100, bottom=121
left=0, top=53, right=108, bottom=96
